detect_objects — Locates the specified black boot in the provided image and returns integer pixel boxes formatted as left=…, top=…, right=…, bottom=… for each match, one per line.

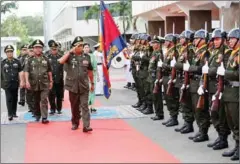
left=222, top=141, right=238, bottom=157
left=166, top=117, right=178, bottom=127
left=207, top=136, right=220, bottom=148
left=231, top=146, right=239, bottom=161
left=137, top=103, right=147, bottom=112
left=151, top=115, right=164, bottom=121
left=124, top=82, right=131, bottom=89
left=175, top=122, right=187, bottom=132
left=189, top=132, right=201, bottom=140
left=193, top=133, right=209, bottom=142
left=212, top=135, right=228, bottom=150
left=162, top=118, right=172, bottom=125
left=142, top=106, right=154, bottom=115
left=132, top=101, right=142, bottom=108
left=180, top=123, right=194, bottom=134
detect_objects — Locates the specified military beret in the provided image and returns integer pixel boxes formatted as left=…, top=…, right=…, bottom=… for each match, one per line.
left=32, top=39, right=44, bottom=47
left=21, top=44, right=29, bottom=50
left=72, top=36, right=84, bottom=47
left=4, top=45, right=14, bottom=52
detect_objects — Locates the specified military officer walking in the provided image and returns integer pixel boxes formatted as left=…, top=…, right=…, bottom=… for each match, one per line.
left=1, top=45, right=24, bottom=120
left=220, top=28, right=239, bottom=161
left=18, top=44, right=29, bottom=106
left=47, top=40, right=64, bottom=114
left=24, top=39, right=53, bottom=124
left=59, top=36, right=94, bottom=132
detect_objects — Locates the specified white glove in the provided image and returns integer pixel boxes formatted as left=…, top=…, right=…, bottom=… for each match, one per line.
left=140, top=52, right=144, bottom=58
left=167, top=79, right=172, bottom=84
left=212, top=95, right=216, bottom=101
left=181, top=84, right=186, bottom=90
left=219, top=92, right=223, bottom=99
left=197, top=85, right=204, bottom=95
left=202, top=61, right=209, bottom=74
left=217, top=62, right=225, bottom=76
left=158, top=59, right=163, bottom=67
left=170, top=56, right=176, bottom=67
left=154, top=79, right=159, bottom=84
left=183, top=61, right=190, bottom=71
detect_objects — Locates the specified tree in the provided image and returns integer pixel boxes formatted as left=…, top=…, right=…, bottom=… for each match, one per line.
left=20, top=16, right=44, bottom=36
left=84, top=3, right=100, bottom=36
left=1, top=1, right=18, bottom=14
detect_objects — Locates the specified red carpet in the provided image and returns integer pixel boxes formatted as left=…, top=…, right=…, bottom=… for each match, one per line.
left=24, top=119, right=180, bottom=163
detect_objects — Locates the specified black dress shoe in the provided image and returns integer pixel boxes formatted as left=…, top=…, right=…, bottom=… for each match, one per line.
left=71, top=124, right=79, bottom=130
left=175, top=123, right=187, bottom=132
left=42, top=119, right=49, bottom=124
left=49, top=111, right=55, bottom=115
left=166, top=119, right=178, bottom=127
left=8, top=116, right=13, bottom=121
left=35, top=117, right=40, bottom=122
left=162, top=118, right=172, bottom=125
left=137, top=103, right=147, bottom=112
left=132, top=102, right=142, bottom=108
left=13, top=114, right=18, bottom=118
left=189, top=132, right=201, bottom=140
left=57, top=111, right=62, bottom=114
left=213, top=139, right=228, bottom=150
left=180, top=125, right=194, bottom=134
left=18, top=102, right=25, bottom=106
left=83, top=127, right=93, bottom=132
left=90, top=108, right=97, bottom=113
left=207, top=137, right=220, bottom=148
left=231, top=147, right=239, bottom=161
left=151, top=115, right=164, bottom=120
left=222, top=145, right=238, bottom=157
left=193, top=134, right=209, bottom=142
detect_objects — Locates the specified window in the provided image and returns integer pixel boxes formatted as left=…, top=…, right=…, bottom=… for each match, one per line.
left=76, top=6, right=90, bottom=20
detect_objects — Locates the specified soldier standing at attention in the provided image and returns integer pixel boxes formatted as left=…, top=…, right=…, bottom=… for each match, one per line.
left=220, top=28, right=239, bottom=161
left=58, top=36, right=94, bottom=132
left=24, top=39, right=53, bottom=124
left=184, top=29, right=211, bottom=142
left=24, top=45, right=36, bottom=116
left=18, top=44, right=29, bottom=106
left=206, top=29, right=231, bottom=150
left=161, top=34, right=179, bottom=127
left=149, top=36, right=165, bottom=120
left=1, top=45, right=24, bottom=120
left=47, top=40, right=64, bottom=115
left=175, top=30, right=195, bottom=133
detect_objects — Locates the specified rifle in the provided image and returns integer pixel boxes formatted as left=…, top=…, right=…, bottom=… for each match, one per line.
left=153, top=54, right=163, bottom=94
left=196, top=61, right=208, bottom=110
left=179, top=44, right=190, bottom=103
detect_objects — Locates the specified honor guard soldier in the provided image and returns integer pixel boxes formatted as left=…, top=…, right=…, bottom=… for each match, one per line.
left=24, top=45, right=36, bottom=116
left=58, top=36, right=94, bottom=132
left=175, top=30, right=195, bottom=133
left=220, top=28, right=239, bottom=161
left=47, top=40, right=64, bottom=115
left=24, top=39, right=53, bottom=124
left=184, top=29, right=211, bottom=142
left=207, top=29, right=231, bottom=150
left=1, top=45, right=24, bottom=120
left=149, top=35, right=165, bottom=120
left=161, top=34, right=180, bottom=127
left=18, top=44, right=29, bottom=106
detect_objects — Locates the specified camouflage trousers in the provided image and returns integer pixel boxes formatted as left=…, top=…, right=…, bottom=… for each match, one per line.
left=33, top=90, right=49, bottom=119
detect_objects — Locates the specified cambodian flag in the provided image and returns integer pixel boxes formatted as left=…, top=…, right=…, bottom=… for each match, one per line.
left=99, top=1, right=127, bottom=99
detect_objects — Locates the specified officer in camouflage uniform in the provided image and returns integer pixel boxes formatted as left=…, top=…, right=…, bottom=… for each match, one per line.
left=24, top=39, right=53, bottom=124
left=131, top=34, right=145, bottom=109
left=18, top=44, right=29, bottom=106
left=220, top=28, right=239, bottom=161
left=138, top=34, right=154, bottom=114
left=175, top=30, right=195, bottom=133
left=47, top=40, right=64, bottom=115
left=184, top=29, right=211, bottom=142
left=24, top=45, right=36, bottom=115
left=1, top=45, right=23, bottom=121
left=149, top=36, right=165, bottom=120
left=206, top=29, right=231, bottom=150
left=161, top=34, right=179, bottom=127
left=58, top=36, right=94, bottom=132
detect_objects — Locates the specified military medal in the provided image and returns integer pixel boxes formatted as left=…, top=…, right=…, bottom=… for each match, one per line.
left=72, top=58, right=76, bottom=68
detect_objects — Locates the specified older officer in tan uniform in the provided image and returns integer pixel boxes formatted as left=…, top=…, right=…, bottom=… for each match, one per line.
left=59, top=36, right=94, bottom=132
left=24, top=39, right=53, bottom=124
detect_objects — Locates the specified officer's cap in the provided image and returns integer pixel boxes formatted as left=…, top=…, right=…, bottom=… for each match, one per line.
left=71, top=36, right=84, bottom=47
left=49, top=40, right=58, bottom=49
left=164, top=33, right=177, bottom=43
left=48, top=40, right=55, bottom=47
left=228, top=28, right=240, bottom=39
left=194, top=29, right=209, bottom=40
left=32, top=39, right=44, bottom=48
left=28, top=44, right=33, bottom=50
left=21, top=44, right=29, bottom=50
left=4, top=45, right=14, bottom=52
left=93, top=43, right=100, bottom=48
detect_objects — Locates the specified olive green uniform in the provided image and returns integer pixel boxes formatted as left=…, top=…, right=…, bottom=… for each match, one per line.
left=149, top=49, right=164, bottom=117
left=24, top=55, right=52, bottom=119
left=18, top=54, right=28, bottom=104
left=189, top=44, right=211, bottom=136
left=64, top=53, right=93, bottom=128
